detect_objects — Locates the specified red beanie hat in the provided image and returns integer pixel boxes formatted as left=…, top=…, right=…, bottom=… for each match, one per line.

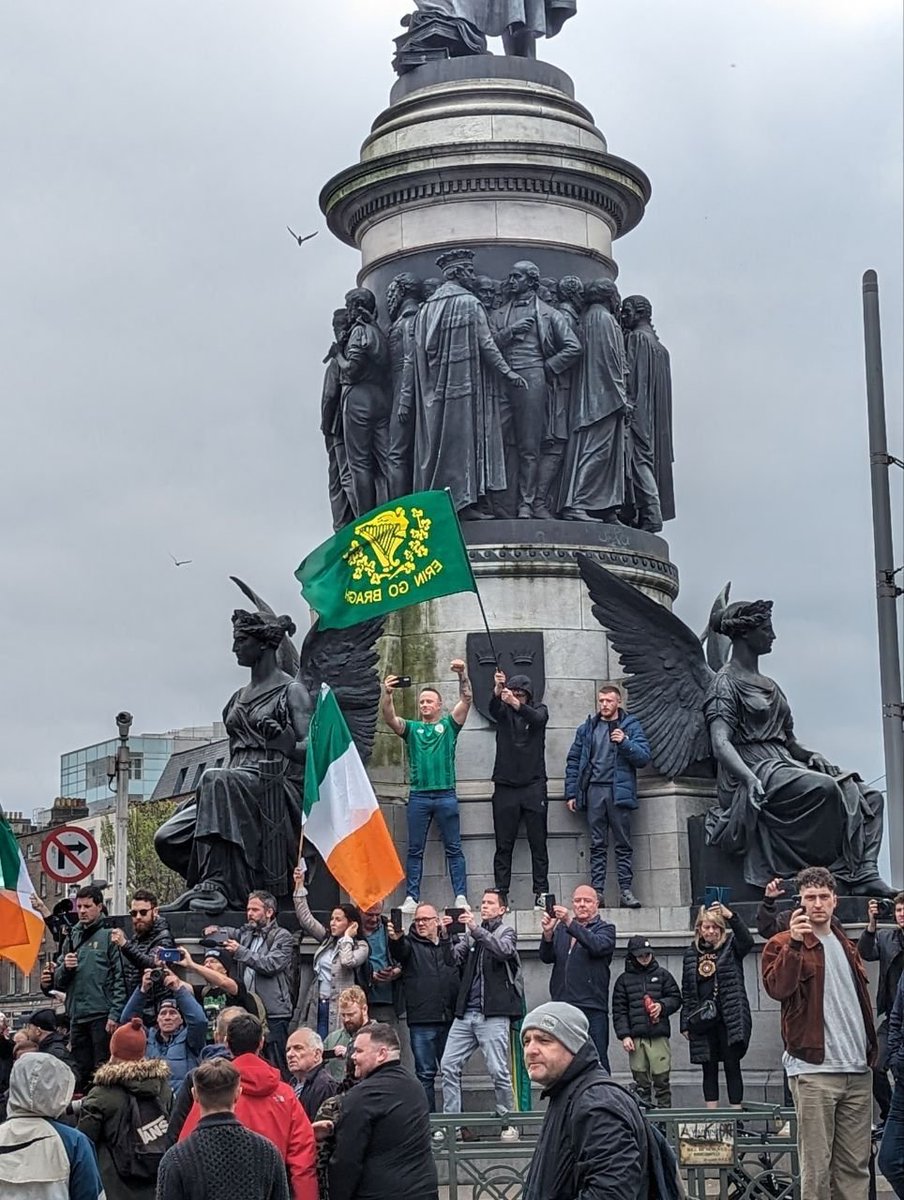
left=110, top=1016, right=147, bottom=1062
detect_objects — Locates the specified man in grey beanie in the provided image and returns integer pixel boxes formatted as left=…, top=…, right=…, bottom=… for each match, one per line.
left=521, top=1001, right=649, bottom=1200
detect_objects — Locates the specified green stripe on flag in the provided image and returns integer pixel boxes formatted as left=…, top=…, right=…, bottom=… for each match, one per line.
left=0, top=818, right=22, bottom=889
left=303, top=686, right=354, bottom=818
left=295, top=489, right=476, bottom=630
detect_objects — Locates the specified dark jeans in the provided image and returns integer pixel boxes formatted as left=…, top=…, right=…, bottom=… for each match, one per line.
left=587, top=783, right=634, bottom=892
left=265, top=1016, right=290, bottom=1079
left=879, top=1082, right=904, bottom=1198
left=70, top=1016, right=110, bottom=1088
left=316, top=999, right=330, bottom=1040
left=701, top=1022, right=745, bottom=1105
left=406, top=790, right=467, bottom=900
left=584, top=1009, right=610, bottom=1073
left=875, top=1019, right=893, bottom=1121
left=492, top=782, right=549, bottom=893
left=409, top=1022, right=451, bottom=1111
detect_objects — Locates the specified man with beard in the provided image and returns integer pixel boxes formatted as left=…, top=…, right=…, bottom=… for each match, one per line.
left=109, top=888, right=175, bottom=1018
left=410, top=247, right=526, bottom=518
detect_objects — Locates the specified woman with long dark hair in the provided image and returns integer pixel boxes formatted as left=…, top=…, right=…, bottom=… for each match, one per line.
left=294, top=865, right=369, bottom=1038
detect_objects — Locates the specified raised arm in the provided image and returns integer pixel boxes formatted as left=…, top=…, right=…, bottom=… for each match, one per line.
left=293, top=867, right=328, bottom=941
left=450, top=658, right=472, bottom=726
left=381, top=675, right=406, bottom=736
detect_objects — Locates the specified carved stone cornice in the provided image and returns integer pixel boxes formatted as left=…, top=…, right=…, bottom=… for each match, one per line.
left=466, top=544, right=680, bottom=599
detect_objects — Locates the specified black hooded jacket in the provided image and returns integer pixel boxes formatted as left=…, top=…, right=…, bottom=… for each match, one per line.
left=611, top=952, right=682, bottom=1040
left=389, top=929, right=460, bottom=1025
left=488, top=673, right=548, bottom=788
left=523, top=1041, right=648, bottom=1200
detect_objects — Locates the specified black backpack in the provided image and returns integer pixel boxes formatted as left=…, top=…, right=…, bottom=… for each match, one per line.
left=566, top=1073, right=686, bottom=1200
left=108, top=1091, right=170, bottom=1181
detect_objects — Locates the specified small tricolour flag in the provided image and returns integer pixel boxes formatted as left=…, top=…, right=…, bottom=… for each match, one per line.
left=303, top=685, right=404, bottom=910
left=0, top=815, right=45, bottom=974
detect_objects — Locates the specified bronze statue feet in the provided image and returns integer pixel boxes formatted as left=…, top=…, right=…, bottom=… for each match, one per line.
left=160, top=882, right=230, bottom=914
left=850, top=878, right=897, bottom=898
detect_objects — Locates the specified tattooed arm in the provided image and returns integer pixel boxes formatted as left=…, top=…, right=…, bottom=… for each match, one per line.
left=450, top=658, right=472, bottom=725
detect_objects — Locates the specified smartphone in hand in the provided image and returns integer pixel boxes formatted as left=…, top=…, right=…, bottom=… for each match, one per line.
left=390, top=907, right=403, bottom=931
left=545, top=893, right=557, bottom=917
left=445, top=907, right=466, bottom=936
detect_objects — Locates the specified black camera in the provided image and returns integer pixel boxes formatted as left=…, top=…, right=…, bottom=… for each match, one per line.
left=876, top=898, right=895, bottom=919
left=149, top=967, right=165, bottom=984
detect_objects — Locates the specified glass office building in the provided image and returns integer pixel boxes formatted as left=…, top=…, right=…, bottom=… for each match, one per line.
left=58, top=725, right=222, bottom=809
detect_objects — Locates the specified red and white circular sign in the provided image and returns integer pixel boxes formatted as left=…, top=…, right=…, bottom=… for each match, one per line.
left=40, top=825, right=98, bottom=883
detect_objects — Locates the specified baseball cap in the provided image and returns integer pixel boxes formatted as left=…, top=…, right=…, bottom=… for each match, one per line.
left=25, top=1008, right=57, bottom=1033
left=626, top=935, right=653, bottom=955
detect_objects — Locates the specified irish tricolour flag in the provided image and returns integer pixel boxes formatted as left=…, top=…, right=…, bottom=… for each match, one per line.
left=0, top=815, right=45, bottom=973
left=303, top=685, right=403, bottom=910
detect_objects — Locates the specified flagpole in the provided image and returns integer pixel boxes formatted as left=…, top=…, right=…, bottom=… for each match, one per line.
left=445, top=489, right=499, bottom=664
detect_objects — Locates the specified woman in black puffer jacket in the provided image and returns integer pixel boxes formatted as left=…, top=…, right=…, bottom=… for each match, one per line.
left=681, top=902, right=753, bottom=1108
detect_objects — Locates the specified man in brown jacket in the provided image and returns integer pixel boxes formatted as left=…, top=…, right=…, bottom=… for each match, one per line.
left=762, top=867, right=876, bottom=1200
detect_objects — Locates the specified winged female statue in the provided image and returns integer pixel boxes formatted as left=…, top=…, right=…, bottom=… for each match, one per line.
left=577, top=555, right=891, bottom=894
left=157, top=579, right=383, bottom=914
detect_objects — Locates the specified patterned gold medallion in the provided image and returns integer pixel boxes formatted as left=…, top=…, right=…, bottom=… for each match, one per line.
left=698, top=956, right=716, bottom=978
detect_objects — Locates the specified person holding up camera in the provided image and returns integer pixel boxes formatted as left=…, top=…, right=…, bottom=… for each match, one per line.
left=858, top=890, right=904, bottom=1126
left=51, top=883, right=126, bottom=1087
left=680, top=900, right=753, bottom=1110
left=118, top=965, right=208, bottom=1091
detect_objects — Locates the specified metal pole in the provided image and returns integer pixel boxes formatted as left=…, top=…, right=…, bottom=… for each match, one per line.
left=862, top=270, right=904, bottom=885
left=112, top=711, right=133, bottom=916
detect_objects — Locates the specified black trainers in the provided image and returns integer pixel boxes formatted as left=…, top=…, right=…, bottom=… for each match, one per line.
left=620, top=889, right=642, bottom=909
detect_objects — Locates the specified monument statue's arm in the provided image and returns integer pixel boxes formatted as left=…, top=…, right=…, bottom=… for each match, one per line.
left=576, top=553, right=713, bottom=778
left=298, top=617, right=386, bottom=762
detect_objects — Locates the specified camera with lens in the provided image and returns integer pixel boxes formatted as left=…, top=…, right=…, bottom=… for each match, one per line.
left=876, top=898, right=894, bottom=919
left=149, top=967, right=165, bottom=985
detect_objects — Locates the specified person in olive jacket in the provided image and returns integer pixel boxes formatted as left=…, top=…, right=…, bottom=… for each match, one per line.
left=611, top=936, right=682, bottom=1107
left=78, top=1016, right=173, bottom=1200
left=388, top=903, right=460, bottom=1111
left=52, top=884, right=126, bottom=1087
left=680, top=902, right=753, bottom=1109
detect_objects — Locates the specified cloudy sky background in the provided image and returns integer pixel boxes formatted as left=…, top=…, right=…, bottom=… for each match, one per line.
left=1, top=1, right=901, bottom=824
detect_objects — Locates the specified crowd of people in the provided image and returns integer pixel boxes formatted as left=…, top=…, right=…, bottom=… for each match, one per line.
left=0, top=669, right=902, bottom=1200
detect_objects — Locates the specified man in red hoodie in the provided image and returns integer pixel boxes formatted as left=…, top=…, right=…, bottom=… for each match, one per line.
left=178, top=1013, right=317, bottom=1200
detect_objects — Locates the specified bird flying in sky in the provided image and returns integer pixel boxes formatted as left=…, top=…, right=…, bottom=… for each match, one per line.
left=287, top=226, right=318, bottom=246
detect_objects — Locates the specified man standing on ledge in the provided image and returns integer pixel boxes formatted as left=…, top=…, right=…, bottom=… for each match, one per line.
left=564, top=684, right=651, bottom=909
left=382, top=660, right=472, bottom=913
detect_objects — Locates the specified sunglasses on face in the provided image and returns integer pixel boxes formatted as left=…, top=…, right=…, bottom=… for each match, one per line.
left=130, top=909, right=152, bottom=917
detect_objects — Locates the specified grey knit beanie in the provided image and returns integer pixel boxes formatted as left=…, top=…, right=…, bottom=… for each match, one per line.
left=521, top=1002, right=589, bottom=1054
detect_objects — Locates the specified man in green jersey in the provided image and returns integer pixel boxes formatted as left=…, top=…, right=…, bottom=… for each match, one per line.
left=382, top=660, right=473, bottom=914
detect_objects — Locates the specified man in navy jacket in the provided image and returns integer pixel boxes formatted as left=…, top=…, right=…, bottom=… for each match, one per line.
left=538, top=886, right=616, bottom=1069
left=564, top=684, right=651, bottom=909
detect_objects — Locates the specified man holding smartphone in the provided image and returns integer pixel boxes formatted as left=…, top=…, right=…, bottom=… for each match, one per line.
left=381, top=660, right=473, bottom=913
left=762, top=867, right=876, bottom=1200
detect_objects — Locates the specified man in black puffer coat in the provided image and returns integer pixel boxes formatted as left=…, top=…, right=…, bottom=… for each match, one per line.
left=612, top=936, right=682, bottom=1108
left=522, top=1002, right=648, bottom=1200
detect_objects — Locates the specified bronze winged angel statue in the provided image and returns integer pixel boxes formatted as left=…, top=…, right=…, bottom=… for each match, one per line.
left=157, top=578, right=383, bottom=914
left=577, top=555, right=891, bottom=895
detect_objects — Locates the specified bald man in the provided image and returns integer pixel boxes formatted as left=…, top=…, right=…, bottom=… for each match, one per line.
left=538, top=886, right=616, bottom=1069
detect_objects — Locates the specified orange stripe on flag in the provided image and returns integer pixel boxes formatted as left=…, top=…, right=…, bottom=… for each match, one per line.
left=0, top=894, right=45, bottom=974
left=325, top=809, right=404, bottom=911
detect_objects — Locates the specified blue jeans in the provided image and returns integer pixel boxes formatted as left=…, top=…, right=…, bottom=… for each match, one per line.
left=406, top=789, right=467, bottom=899
left=317, top=998, right=330, bottom=1040
left=441, top=1012, right=514, bottom=1116
left=585, top=1008, right=611, bottom=1073
left=880, top=1083, right=904, bottom=1197
left=409, top=1022, right=451, bottom=1111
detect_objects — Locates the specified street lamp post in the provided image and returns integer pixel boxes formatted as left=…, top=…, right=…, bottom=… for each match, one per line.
left=862, top=270, right=904, bottom=884
left=113, top=712, right=133, bottom=916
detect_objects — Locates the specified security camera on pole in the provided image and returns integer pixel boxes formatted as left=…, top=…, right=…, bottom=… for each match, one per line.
left=112, top=711, right=133, bottom=915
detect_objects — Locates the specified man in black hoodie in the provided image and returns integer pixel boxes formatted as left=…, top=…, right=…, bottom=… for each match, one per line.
left=22, top=1007, right=81, bottom=1091
left=521, top=1002, right=648, bottom=1200
left=611, top=935, right=682, bottom=1108
left=489, top=669, right=549, bottom=908
left=109, top=888, right=175, bottom=1019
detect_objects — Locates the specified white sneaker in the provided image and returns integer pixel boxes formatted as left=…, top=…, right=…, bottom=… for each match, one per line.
left=400, top=896, right=418, bottom=914
left=454, top=894, right=470, bottom=909
left=431, top=1128, right=445, bottom=1142
left=500, top=1125, right=520, bottom=1142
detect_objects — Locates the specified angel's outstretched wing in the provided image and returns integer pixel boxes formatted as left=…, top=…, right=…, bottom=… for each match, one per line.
left=576, top=554, right=714, bottom=778
left=701, top=582, right=732, bottom=673
left=298, top=618, right=384, bottom=763
left=230, top=575, right=300, bottom=678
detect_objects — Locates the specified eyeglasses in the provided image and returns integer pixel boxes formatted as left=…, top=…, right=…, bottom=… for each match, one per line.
left=130, top=909, right=152, bottom=917
left=414, top=915, right=437, bottom=923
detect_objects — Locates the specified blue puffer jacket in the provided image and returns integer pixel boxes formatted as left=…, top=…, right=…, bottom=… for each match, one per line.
left=564, top=710, right=651, bottom=810
left=120, top=985, right=208, bottom=1091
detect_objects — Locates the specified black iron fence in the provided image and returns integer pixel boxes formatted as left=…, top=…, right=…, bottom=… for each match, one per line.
left=429, top=1104, right=801, bottom=1200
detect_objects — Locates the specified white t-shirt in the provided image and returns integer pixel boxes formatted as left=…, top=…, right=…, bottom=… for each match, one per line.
left=783, top=928, right=869, bottom=1077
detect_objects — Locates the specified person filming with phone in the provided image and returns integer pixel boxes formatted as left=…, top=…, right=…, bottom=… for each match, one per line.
left=538, top=886, right=615, bottom=1069
left=762, top=866, right=876, bottom=1200
left=118, top=964, right=208, bottom=1090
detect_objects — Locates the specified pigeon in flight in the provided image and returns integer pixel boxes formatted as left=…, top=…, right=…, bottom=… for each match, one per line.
left=170, top=554, right=192, bottom=567
left=287, top=226, right=318, bottom=246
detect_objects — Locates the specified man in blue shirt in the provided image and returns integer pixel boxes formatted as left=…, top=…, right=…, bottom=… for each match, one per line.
left=361, top=901, right=403, bottom=1029
left=120, top=966, right=208, bottom=1091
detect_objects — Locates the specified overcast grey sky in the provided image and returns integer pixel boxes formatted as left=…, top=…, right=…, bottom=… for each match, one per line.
left=1, top=0, right=901, bottom=820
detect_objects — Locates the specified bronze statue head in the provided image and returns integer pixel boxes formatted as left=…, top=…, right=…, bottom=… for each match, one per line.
left=421, top=277, right=442, bottom=299
left=584, top=278, right=621, bottom=313
left=386, top=273, right=422, bottom=321
left=508, top=260, right=541, bottom=296
left=345, top=287, right=378, bottom=323
left=557, top=275, right=585, bottom=308
left=232, top=610, right=297, bottom=662
left=331, top=307, right=350, bottom=341
left=538, top=276, right=558, bottom=303
left=473, top=275, right=498, bottom=311
left=436, top=247, right=476, bottom=287
left=711, top=600, right=775, bottom=653
left=621, top=295, right=653, bottom=330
